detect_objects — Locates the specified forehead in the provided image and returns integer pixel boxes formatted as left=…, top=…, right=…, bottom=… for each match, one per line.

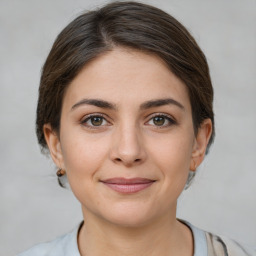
left=62, top=48, right=191, bottom=111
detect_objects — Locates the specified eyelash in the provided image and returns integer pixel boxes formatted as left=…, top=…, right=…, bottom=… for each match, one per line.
left=80, top=113, right=110, bottom=129
left=80, top=113, right=177, bottom=129
left=147, top=113, right=177, bottom=128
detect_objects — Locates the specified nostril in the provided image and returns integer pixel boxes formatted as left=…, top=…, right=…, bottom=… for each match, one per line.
left=114, top=157, right=141, bottom=163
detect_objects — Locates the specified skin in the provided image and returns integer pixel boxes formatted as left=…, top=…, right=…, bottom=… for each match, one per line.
left=44, top=48, right=212, bottom=256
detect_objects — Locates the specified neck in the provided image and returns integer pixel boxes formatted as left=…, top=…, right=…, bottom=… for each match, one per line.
left=78, top=210, right=193, bottom=256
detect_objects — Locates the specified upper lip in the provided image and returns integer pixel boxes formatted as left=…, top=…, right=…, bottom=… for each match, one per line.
left=101, top=177, right=155, bottom=184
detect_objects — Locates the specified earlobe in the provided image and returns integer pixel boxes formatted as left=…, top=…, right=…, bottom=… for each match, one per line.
left=190, top=119, right=212, bottom=170
left=43, top=124, right=64, bottom=168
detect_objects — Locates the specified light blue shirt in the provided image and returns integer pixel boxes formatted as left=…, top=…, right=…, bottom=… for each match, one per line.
left=17, top=222, right=207, bottom=256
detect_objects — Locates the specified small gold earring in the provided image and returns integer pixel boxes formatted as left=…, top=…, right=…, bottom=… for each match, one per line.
left=191, top=161, right=197, bottom=171
left=194, top=161, right=197, bottom=171
left=56, top=169, right=66, bottom=177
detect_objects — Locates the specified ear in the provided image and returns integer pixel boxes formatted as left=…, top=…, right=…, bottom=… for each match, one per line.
left=190, top=119, right=212, bottom=171
left=43, top=124, right=64, bottom=169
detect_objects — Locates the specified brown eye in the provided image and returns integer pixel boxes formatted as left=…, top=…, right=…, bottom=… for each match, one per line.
left=147, top=114, right=176, bottom=128
left=81, top=115, right=108, bottom=128
left=153, top=116, right=165, bottom=126
left=90, top=116, right=103, bottom=126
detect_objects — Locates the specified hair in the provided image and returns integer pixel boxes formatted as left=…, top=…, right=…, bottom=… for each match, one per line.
left=36, top=1, right=215, bottom=155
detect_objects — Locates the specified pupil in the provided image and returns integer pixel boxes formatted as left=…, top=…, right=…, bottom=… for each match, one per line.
left=92, top=117, right=103, bottom=126
left=153, top=116, right=165, bottom=126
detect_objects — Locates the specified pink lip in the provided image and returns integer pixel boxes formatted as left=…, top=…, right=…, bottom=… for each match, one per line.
left=101, top=178, right=155, bottom=194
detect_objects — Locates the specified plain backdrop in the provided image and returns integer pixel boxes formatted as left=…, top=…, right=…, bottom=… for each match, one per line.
left=0, top=0, right=255, bottom=255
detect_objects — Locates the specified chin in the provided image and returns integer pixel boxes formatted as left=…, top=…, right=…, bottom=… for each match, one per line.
left=106, top=213, right=153, bottom=228
left=98, top=202, right=159, bottom=228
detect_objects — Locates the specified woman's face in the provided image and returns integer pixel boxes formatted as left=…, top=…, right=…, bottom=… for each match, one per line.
left=45, top=48, right=211, bottom=227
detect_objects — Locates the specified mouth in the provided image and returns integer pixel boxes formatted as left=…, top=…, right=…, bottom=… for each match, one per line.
left=100, top=177, right=156, bottom=194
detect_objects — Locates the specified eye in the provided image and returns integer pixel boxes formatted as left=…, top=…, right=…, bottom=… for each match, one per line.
left=81, top=114, right=109, bottom=128
left=147, top=114, right=176, bottom=127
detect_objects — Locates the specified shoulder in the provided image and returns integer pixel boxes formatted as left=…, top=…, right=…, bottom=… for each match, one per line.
left=17, top=234, right=67, bottom=256
left=17, top=225, right=81, bottom=256
left=182, top=220, right=255, bottom=256
left=205, top=231, right=255, bottom=256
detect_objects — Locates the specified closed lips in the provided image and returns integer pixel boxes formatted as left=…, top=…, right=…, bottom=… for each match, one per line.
left=101, top=178, right=156, bottom=193
left=102, top=177, right=155, bottom=184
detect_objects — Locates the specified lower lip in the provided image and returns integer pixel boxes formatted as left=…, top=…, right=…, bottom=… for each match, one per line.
left=103, top=182, right=154, bottom=193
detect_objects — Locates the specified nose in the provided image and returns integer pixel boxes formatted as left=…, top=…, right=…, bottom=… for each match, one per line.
left=109, top=124, right=147, bottom=167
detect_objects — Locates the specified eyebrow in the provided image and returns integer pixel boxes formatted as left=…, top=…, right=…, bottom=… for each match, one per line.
left=71, top=98, right=184, bottom=111
left=71, top=99, right=117, bottom=111
left=140, top=98, right=184, bottom=110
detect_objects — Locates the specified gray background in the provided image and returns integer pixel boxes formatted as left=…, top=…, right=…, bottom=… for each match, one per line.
left=1, top=0, right=255, bottom=255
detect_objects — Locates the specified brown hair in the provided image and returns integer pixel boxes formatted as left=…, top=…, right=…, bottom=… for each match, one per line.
left=36, top=1, right=215, bottom=153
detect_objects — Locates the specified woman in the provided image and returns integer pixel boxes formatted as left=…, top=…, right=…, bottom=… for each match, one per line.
left=18, top=1, right=254, bottom=255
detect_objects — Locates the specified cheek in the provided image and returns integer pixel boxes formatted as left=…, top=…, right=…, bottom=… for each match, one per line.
left=59, top=131, right=110, bottom=203
left=60, top=129, right=109, bottom=178
left=149, top=132, right=194, bottom=171
left=148, top=130, right=194, bottom=192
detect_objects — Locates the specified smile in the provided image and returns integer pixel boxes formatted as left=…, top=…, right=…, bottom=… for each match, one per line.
left=101, top=178, right=156, bottom=194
